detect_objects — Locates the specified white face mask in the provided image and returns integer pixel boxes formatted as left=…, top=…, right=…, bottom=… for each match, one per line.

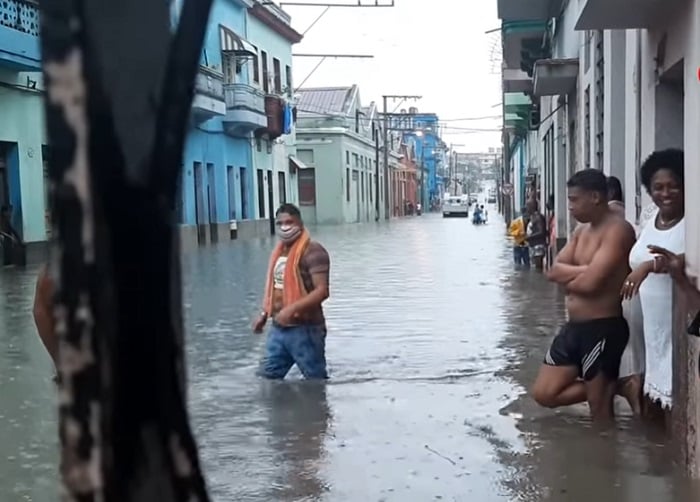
left=277, top=224, right=302, bottom=244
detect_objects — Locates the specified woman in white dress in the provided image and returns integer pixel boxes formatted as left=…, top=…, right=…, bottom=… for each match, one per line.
left=621, top=149, right=685, bottom=411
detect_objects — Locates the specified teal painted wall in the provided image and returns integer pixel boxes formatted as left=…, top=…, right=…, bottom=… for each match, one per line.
left=0, top=70, right=47, bottom=243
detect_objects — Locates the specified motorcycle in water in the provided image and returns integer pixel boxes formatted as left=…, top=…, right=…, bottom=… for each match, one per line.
left=416, top=203, right=422, bottom=216
left=472, top=211, right=485, bottom=225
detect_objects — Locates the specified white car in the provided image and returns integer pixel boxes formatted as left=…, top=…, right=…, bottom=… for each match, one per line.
left=442, top=196, right=469, bottom=217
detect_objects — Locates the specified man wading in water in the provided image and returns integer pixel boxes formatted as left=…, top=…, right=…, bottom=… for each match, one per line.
left=532, top=169, right=636, bottom=421
left=253, top=203, right=330, bottom=379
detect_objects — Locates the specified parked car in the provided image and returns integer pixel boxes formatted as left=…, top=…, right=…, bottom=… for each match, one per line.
left=442, top=196, right=469, bottom=218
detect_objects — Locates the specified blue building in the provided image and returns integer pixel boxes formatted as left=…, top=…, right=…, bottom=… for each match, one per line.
left=0, top=0, right=48, bottom=260
left=393, top=108, right=444, bottom=209
left=174, top=0, right=301, bottom=245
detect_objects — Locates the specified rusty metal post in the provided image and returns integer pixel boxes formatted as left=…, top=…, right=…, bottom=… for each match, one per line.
left=40, top=0, right=212, bottom=499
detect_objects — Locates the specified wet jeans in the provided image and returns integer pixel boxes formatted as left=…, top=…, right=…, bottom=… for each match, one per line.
left=513, top=246, right=530, bottom=267
left=259, top=323, right=328, bottom=380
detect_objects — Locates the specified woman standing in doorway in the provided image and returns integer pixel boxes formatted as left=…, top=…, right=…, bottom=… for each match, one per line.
left=621, top=149, right=685, bottom=411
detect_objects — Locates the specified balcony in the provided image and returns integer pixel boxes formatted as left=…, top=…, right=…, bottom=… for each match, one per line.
left=502, top=67, right=533, bottom=94
left=497, top=0, right=564, bottom=21
left=191, top=65, right=226, bottom=122
left=0, top=0, right=41, bottom=70
left=223, top=83, right=267, bottom=136
left=501, top=20, right=548, bottom=72
left=575, top=0, right=683, bottom=30
left=533, top=59, right=578, bottom=97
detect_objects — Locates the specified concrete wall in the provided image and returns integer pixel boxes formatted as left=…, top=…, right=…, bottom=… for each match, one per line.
left=295, top=128, right=387, bottom=225
left=0, top=70, right=46, bottom=244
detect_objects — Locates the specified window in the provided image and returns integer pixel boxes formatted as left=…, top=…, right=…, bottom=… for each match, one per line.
left=353, top=153, right=358, bottom=167
left=298, top=169, right=316, bottom=206
left=261, top=50, right=269, bottom=93
left=369, top=175, right=373, bottom=203
left=256, top=137, right=262, bottom=152
left=273, top=58, right=282, bottom=94
left=595, top=30, right=604, bottom=171
left=346, top=151, right=350, bottom=165
left=361, top=172, right=365, bottom=202
left=346, top=168, right=350, bottom=201
left=285, top=65, right=292, bottom=95
left=252, top=45, right=260, bottom=84
left=219, top=26, right=238, bottom=84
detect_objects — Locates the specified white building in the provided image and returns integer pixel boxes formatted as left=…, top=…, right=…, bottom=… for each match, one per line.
left=498, top=0, right=700, bottom=472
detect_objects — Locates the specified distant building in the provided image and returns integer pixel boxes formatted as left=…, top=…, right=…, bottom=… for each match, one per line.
left=391, top=108, right=446, bottom=209
left=0, top=1, right=46, bottom=260
left=295, top=85, right=397, bottom=224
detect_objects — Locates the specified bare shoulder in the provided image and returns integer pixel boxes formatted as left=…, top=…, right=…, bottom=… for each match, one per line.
left=607, top=216, right=636, bottom=241
left=303, top=240, right=330, bottom=273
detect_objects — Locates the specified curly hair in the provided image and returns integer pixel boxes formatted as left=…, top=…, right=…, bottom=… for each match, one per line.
left=640, top=149, right=684, bottom=192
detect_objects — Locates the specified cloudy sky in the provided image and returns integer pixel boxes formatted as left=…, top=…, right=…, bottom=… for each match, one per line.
left=285, top=0, right=503, bottom=153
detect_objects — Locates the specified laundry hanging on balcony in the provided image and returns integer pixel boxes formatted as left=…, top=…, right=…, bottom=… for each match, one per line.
left=283, top=103, right=293, bottom=135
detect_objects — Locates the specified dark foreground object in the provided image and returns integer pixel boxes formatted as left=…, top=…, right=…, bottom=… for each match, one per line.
left=40, top=0, right=213, bottom=500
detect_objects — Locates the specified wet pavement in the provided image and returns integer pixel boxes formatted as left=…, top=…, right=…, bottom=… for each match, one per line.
left=1, top=208, right=700, bottom=501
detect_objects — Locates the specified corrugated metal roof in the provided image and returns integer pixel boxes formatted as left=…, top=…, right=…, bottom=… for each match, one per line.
left=296, top=86, right=356, bottom=117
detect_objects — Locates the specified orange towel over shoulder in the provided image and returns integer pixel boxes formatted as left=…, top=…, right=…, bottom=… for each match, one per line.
left=263, top=229, right=311, bottom=314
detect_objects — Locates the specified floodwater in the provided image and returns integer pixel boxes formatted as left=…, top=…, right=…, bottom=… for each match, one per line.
left=1, top=209, right=699, bottom=501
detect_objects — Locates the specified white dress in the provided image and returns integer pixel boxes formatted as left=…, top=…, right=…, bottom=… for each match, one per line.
left=618, top=203, right=650, bottom=380
left=628, top=209, right=685, bottom=408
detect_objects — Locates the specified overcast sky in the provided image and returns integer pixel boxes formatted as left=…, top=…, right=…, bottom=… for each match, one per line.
left=285, top=0, right=503, bottom=153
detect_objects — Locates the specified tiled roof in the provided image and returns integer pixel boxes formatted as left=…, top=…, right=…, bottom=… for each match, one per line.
left=296, top=86, right=356, bottom=117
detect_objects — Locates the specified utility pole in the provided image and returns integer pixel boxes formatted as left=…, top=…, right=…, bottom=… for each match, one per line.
left=381, top=94, right=422, bottom=220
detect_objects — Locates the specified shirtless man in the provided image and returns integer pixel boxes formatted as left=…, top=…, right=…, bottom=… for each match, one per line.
left=531, top=169, right=636, bottom=420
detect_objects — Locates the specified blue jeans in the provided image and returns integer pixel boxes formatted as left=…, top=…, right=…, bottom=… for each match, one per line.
left=513, top=246, right=530, bottom=267
left=259, top=323, right=328, bottom=380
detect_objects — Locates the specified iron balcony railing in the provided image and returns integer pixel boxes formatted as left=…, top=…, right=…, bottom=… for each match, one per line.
left=0, top=0, right=40, bottom=36
left=223, top=83, right=265, bottom=113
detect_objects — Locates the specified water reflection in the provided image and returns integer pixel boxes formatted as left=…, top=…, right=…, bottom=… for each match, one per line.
left=0, top=212, right=698, bottom=501
left=262, top=382, right=331, bottom=501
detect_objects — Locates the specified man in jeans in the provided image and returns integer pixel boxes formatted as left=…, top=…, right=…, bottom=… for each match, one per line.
left=253, top=203, right=331, bottom=379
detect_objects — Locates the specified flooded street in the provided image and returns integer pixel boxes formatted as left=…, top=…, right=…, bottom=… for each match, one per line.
left=1, top=211, right=699, bottom=501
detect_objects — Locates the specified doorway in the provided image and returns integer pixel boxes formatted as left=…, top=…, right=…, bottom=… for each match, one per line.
left=256, top=169, right=265, bottom=219
left=193, top=162, right=206, bottom=245
left=266, top=169, right=274, bottom=235
left=239, top=167, right=248, bottom=219
left=207, top=163, right=217, bottom=243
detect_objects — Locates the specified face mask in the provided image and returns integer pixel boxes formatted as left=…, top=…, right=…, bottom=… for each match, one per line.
left=277, top=225, right=302, bottom=243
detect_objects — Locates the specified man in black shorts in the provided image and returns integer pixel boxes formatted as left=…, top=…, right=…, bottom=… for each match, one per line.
left=532, top=169, right=636, bottom=421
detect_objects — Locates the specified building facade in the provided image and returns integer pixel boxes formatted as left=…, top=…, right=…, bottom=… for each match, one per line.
left=178, top=0, right=301, bottom=245
left=295, top=86, right=394, bottom=225
left=393, top=109, right=446, bottom=210
left=0, top=0, right=47, bottom=259
left=498, top=0, right=700, bottom=469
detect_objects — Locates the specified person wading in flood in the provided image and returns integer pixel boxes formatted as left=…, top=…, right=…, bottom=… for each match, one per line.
left=532, top=169, right=636, bottom=421
left=253, top=203, right=330, bottom=380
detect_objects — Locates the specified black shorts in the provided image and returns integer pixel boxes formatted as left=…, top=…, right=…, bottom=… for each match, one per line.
left=543, top=317, right=629, bottom=381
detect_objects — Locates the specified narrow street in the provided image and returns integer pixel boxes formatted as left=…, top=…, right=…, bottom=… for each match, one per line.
left=1, top=211, right=697, bottom=501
